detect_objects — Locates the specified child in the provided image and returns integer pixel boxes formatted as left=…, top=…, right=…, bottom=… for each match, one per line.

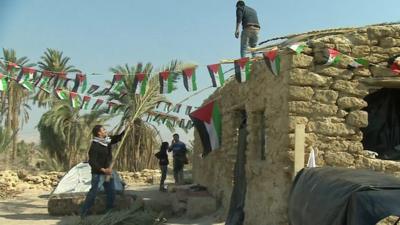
left=155, top=142, right=169, bottom=192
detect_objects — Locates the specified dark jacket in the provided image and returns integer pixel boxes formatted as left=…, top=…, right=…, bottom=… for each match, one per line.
left=236, top=5, right=260, bottom=29
left=155, top=151, right=169, bottom=166
left=88, top=131, right=125, bottom=174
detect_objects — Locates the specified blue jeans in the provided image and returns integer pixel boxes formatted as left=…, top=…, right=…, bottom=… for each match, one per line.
left=80, top=174, right=115, bottom=217
left=240, top=27, right=259, bottom=58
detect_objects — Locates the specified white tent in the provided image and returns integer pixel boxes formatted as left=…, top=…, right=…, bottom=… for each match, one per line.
left=51, top=162, right=125, bottom=195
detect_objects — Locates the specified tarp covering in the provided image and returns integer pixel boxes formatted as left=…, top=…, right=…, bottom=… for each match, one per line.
left=289, top=167, right=400, bottom=225
left=362, top=88, right=400, bottom=160
left=52, top=162, right=124, bottom=195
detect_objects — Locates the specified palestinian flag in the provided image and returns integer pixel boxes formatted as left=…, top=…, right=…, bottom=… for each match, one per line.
left=207, top=64, right=225, bottom=87
left=390, top=56, right=400, bottom=74
left=289, top=43, right=306, bottom=54
left=159, top=71, right=174, bottom=94
left=0, top=73, right=8, bottom=92
left=55, top=88, right=68, bottom=100
left=324, top=48, right=341, bottom=65
left=348, top=58, right=369, bottom=69
left=95, top=87, right=110, bottom=95
left=263, top=49, right=281, bottom=76
left=35, top=70, right=53, bottom=88
left=189, top=100, right=221, bottom=156
left=109, top=74, right=125, bottom=94
left=17, top=67, right=37, bottom=83
left=185, top=106, right=192, bottom=115
left=19, top=77, right=34, bottom=92
left=186, top=120, right=194, bottom=129
left=164, top=102, right=171, bottom=112
left=7, top=62, right=19, bottom=73
left=92, top=99, right=104, bottom=110
left=53, top=72, right=67, bottom=88
left=234, top=57, right=252, bottom=83
left=81, top=96, right=91, bottom=110
left=86, top=84, right=100, bottom=95
left=133, top=73, right=148, bottom=95
left=107, top=102, right=118, bottom=114
left=73, top=73, right=88, bottom=93
left=69, top=92, right=82, bottom=109
left=182, top=68, right=197, bottom=91
left=173, top=104, right=182, bottom=113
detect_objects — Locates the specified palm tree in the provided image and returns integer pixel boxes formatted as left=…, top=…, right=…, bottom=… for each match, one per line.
left=34, top=48, right=79, bottom=108
left=107, top=61, right=184, bottom=171
left=0, top=48, right=34, bottom=162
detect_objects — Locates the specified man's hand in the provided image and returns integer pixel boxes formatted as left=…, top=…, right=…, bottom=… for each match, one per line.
left=101, top=168, right=113, bottom=175
left=235, top=30, right=240, bottom=39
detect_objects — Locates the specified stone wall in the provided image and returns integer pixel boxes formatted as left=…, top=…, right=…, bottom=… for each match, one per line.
left=192, top=24, right=400, bottom=225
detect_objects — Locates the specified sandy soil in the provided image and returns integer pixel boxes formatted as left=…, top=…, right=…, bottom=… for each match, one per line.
left=0, top=185, right=224, bottom=225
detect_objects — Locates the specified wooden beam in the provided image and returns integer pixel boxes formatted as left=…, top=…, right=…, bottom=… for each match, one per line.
left=294, top=124, right=305, bottom=178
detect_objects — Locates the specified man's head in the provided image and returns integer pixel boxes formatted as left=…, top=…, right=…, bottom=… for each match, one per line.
left=92, top=125, right=107, bottom=138
left=236, top=0, right=245, bottom=7
left=173, top=133, right=180, bottom=142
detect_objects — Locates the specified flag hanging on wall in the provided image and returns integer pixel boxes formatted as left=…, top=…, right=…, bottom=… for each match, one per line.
left=73, top=73, right=88, bottom=93
left=324, top=48, right=341, bottom=65
left=182, top=68, right=197, bottom=91
left=81, top=96, right=91, bottom=110
left=189, top=100, right=221, bottom=156
left=234, top=57, right=252, bottom=83
left=0, top=73, right=8, bottom=91
left=207, top=64, right=225, bottom=87
left=110, top=74, right=124, bottom=94
left=264, top=49, right=281, bottom=76
left=159, top=71, right=174, bottom=94
left=289, top=43, right=306, bottom=54
left=348, top=58, right=369, bottom=69
left=92, top=99, right=104, bottom=110
left=134, top=73, right=148, bottom=95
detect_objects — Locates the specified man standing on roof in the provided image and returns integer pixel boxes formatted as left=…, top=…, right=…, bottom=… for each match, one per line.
left=235, top=0, right=260, bottom=58
left=80, top=125, right=125, bottom=219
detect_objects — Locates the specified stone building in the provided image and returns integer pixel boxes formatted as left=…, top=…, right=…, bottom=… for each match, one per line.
left=191, top=23, right=400, bottom=225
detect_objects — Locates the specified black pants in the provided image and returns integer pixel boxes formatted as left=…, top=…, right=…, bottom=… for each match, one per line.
left=160, top=165, right=167, bottom=187
left=173, top=158, right=184, bottom=185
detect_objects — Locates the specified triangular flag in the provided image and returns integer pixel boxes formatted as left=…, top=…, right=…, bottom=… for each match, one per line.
left=234, top=57, right=252, bottom=83
left=110, top=74, right=125, bottom=94
left=0, top=73, right=8, bottom=92
left=348, top=58, right=369, bottom=69
left=207, top=64, right=225, bottom=87
left=86, top=84, right=100, bottom=95
left=182, top=68, right=197, bottom=91
left=324, top=48, right=341, bottom=65
left=91, top=99, right=104, bottom=110
left=263, top=49, right=281, bottom=76
left=70, top=92, right=82, bottom=109
left=55, top=88, right=68, bottom=100
left=289, top=43, right=306, bottom=54
left=307, top=147, right=317, bottom=168
left=189, top=101, right=221, bottom=156
left=159, top=71, right=174, bottom=94
left=133, top=73, right=148, bottom=95
left=81, top=96, right=91, bottom=110
left=72, top=73, right=88, bottom=93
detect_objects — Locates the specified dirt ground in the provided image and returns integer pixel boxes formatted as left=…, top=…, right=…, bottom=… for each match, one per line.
left=0, top=184, right=224, bottom=225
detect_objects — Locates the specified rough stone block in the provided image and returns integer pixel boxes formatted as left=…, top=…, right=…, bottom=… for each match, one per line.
left=291, top=54, right=314, bottom=68
left=324, top=152, right=355, bottom=167
left=289, top=69, right=331, bottom=87
left=313, top=90, right=339, bottom=104
left=289, top=116, right=309, bottom=132
left=352, top=45, right=370, bottom=57
left=337, top=97, right=367, bottom=110
left=352, top=68, right=371, bottom=77
left=368, top=26, right=396, bottom=39
left=289, top=101, right=313, bottom=115
left=348, top=142, right=364, bottom=153
left=331, top=80, right=369, bottom=97
left=314, top=66, right=346, bottom=77
left=307, top=121, right=355, bottom=137
left=346, top=110, right=368, bottom=128
left=380, top=37, right=400, bottom=48
left=289, top=86, right=314, bottom=101
left=310, top=102, right=338, bottom=116
left=186, top=196, right=217, bottom=219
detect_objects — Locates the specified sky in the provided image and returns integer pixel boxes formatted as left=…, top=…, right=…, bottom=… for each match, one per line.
left=0, top=0, right=399, bottom=143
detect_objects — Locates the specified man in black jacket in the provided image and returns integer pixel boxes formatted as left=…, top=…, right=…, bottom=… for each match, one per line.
left=235, top=0, right=260, bottom=58
left=80, top=125, right=125, bottom=218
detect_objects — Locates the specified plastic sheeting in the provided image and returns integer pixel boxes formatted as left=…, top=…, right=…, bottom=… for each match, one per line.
left=51, top=162, right=124, bottom=194
left=362, top=88, right=400, bottom=160
left=289, top=167, right=400, bottom=225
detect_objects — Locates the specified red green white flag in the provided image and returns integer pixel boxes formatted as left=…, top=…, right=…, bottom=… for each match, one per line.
left=189, top=100, right=221, bottom=156
left=264, top=49, right=281, bottom=76
left=0, top=73, right=8, bottom=92
left=207, top=64, right=225, bottom=87
left=182, top=68, right=197, bottom=91
left=55, top=88, right=68, bottom=100
left=69, top=92, right=82, bottom=109
left=92, top=99, right=104, bottom=110
left=81, top=96, right=91, bottom=110
left=18, top=67, right=36, bottom=92
left=134, top=73, right=148, bottom=95
left=159, top=71, right=174, bottom=94
left=7, top=62, right=19, bottom=73
left=325, top=48, right=341, bottom=65
left=289, top=43, right=306, bottom=54
left=73, top=73, right=88, bottom=93
left=110, top=74, right=125, bottom=94
left=390, top=56, right=400, bottom=74
left=234, top=57, right=252, bottom=83
left=86, top=84, right=100, bottom=95
left=348, top=58, right=369, bottom=69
